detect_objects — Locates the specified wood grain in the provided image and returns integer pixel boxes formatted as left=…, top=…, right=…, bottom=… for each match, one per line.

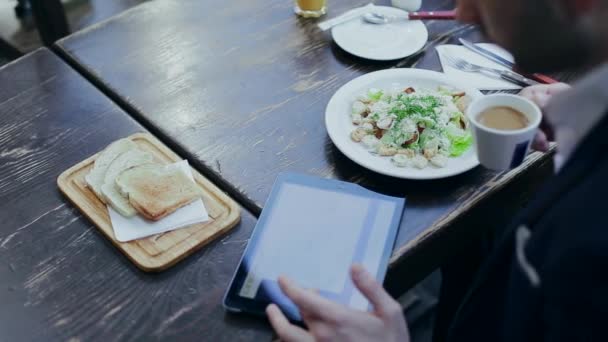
left=0, top=49, right=270, bottom=341
left=58, top=132, right=241, bottom=272
left=54, top=0, right=466, bottom=212
left=54, top=0, right=579, bottom=288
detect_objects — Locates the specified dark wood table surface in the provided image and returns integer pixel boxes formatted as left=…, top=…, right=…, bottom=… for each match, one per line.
left=54, top=0, right=571, bottom=292
left=0, top=49, right=271, bottom=341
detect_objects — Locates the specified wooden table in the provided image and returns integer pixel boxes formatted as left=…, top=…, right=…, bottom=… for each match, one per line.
left=55, top=0, right=566, bottom=292
left=0, top=49, right=271, bottom=341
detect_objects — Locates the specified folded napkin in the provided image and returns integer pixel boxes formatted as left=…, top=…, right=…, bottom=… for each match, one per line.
left=436, top=44, right=522, bottom=91
left=109, top=160, right=210, bottom=242
left=318, top=3, right=374, bottom=31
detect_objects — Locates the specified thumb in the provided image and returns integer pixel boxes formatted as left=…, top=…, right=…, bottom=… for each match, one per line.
left=351, top=264, right=401, bottom=318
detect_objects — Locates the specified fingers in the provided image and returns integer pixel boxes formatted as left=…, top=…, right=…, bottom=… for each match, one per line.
left=266, top=304, right=313, bottom=342
left=519, top=84, right=568, bottom=147
left=532, top=130, right=549, bottom=152
left=350, top=265, right=402, bottom=319
left=519, top=83, right=571, bottom=109
left=278, top=277, right=345, bottom=322
left=545, top=83, right=571, bottom=95
left=519, top=86, right=552, bottom=108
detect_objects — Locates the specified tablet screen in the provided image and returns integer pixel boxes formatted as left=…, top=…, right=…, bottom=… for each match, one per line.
left=224, top=173, right=405, bottom=320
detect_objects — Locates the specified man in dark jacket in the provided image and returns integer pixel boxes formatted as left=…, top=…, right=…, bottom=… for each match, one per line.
left=265, top=0, right=608, bottom=341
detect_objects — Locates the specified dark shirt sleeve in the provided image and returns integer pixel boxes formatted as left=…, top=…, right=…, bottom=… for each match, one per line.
left=543, top=245, right=608, bottom=342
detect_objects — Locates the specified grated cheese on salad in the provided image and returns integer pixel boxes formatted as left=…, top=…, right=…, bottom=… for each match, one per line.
left=350, top=85, right=473, bottom=169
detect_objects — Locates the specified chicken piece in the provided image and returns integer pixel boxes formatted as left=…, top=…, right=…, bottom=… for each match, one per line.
left=397, top=149, right=415, bottom=158
left=376, top=116, right=393, bottom=130
left=352, top=101, right=367, bottom=116
left=362, top=117, right=374, bottom=124
left=361, top=122, right=374, bottom=131
left=456, top=96, right=471, bottom=113
left=424, top=147, right=437, bottom=159
left=351, top=128, right=369, bottom=142
left=361, top=135, right=380, bottom=150
left=378, top=144, right=398, bottom=156
left=411, top=155, right=429, bottom=169
left=392, top=154, right=410, bottom=167
left=430, top=154, right=448, bottom=168
left=404, top=87, right=416, bottom=94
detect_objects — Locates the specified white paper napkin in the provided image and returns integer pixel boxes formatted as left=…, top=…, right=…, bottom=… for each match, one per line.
left=436, top=44, right=522, bottom=91
left=109, top=160, right=210, bottom=242
left=318, top=3, right=374, bottom=31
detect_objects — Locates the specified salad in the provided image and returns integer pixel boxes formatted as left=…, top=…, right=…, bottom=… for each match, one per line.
left=349, top=85, right=473, bottom=169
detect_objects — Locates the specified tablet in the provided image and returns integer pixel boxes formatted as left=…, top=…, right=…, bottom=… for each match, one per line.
left=223, top=173, right=405, bottom=321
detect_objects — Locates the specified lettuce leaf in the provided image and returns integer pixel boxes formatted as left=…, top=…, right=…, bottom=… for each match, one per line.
left=449, top=131, right=473, bottom=157
left=368, top=89, right=383, bottom=101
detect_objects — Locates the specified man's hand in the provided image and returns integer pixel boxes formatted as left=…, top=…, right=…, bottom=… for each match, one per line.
left=518, top=83, right=570, bottom=151
left=266, top=265, right=410, bottom=342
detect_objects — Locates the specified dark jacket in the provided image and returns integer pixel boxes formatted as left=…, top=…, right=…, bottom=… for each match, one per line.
left=448, top=114, right=608, bottom=341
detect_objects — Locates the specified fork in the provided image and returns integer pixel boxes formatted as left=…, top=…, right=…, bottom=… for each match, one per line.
left=442, top=54, right=537, bottom=86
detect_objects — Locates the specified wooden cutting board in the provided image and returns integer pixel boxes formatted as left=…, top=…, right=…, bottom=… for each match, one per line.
left=57, top=132, right=241, bottom=272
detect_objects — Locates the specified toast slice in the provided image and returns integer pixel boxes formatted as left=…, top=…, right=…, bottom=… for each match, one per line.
left=115, top=164, right=202, bottom=221
left=85, top=139, right=137, bottom=202
left=100, top=149, right=156, bottom=217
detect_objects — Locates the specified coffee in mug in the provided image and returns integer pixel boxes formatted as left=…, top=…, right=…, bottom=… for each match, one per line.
left=477, top=106, right=530, bottom=131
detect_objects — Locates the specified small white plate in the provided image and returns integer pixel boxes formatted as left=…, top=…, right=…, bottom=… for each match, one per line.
left=332, top=6, right=428, bottom=61
left=325, top=69, right=483, bottom=180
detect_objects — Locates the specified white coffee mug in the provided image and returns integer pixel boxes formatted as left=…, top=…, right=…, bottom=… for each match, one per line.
left=467, top=94, right=542, bottom=170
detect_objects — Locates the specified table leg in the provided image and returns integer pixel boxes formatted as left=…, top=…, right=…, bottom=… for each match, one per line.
left=29, top=0, right=70, bottom=46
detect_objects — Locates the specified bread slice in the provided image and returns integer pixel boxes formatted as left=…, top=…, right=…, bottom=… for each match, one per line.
left=85, top=139, right=137, bottom=202
left=115, top=164, right=202, bottom=221
left=100, top=149, right=156, bottom=217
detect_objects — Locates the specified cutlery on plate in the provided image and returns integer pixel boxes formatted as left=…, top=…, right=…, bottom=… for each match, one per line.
left=318, top=4, right=455, bottom=31
left=442, top=54, right=538, bottom=87
left=459, top=38, right=559, bottom=84
left=363, top=10, right=455, bottom=25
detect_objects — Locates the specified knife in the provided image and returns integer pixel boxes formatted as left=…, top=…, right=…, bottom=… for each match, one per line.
left=459, top=38, right=559, bottom=84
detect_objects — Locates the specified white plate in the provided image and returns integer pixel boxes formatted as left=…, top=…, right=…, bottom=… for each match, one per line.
left=332, top=6, right=428, bottom=61
left=325, top=69, right=483, bottom=180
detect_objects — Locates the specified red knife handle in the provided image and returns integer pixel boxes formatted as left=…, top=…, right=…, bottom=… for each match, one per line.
left=513, top=66, right=560, bottom=84
left=409, top=10, right=456, bottom=20
left=530, top=73, right=559, bottom=84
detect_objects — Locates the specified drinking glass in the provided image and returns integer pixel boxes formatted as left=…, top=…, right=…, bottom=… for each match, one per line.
left=294, top=0, right=327, bottom=18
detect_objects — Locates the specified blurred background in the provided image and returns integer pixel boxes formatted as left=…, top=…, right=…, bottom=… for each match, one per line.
left=0, top=0, right=149, bottom=65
